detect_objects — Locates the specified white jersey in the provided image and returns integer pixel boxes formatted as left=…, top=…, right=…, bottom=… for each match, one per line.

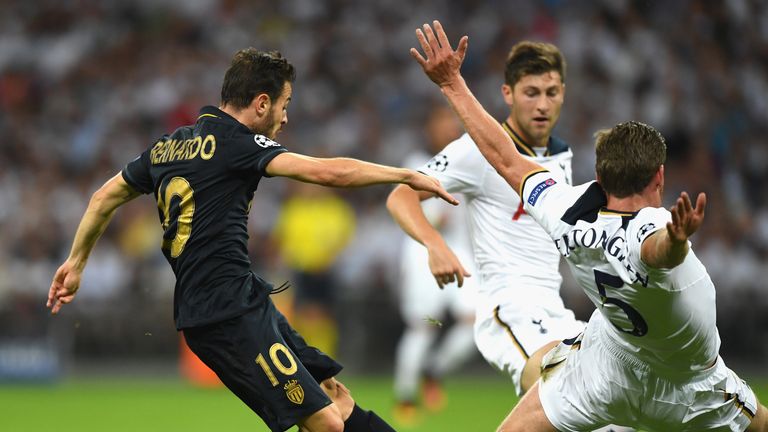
left=521, top=170, right=719, bottom=373
left=399, top=150, right=477, bottom=320
left=404, top=151, right=472, bottom=249
left=419, top=131, right=573, bottom=313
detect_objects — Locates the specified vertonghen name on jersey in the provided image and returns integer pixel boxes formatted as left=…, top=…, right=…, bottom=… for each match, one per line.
left=553, top=227, right=649, bottom=287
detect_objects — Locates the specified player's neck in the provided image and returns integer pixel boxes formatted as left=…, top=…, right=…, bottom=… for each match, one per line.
left=504, top=116, right=548, bottom=148
left=220, top=104, right=256, bottom=132
left=605, top=188, right=662, bottom=213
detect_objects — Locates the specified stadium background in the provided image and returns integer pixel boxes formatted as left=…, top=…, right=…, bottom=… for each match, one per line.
left=1, top=0, right=767, bottom=430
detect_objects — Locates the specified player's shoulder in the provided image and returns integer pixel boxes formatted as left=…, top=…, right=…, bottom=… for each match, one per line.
left=444, top=133, right=489, bottom=161
left=423, top=133, right=486, bottom=172
left=626, top=207, right=671, bottom=241
left=167, top=125, right=195, bottom=140
left=557, top=181, right=605, bottom=225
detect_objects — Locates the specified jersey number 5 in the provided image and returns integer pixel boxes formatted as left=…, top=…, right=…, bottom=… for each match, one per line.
left=158, top=177, right=195, bottom=258
left=594, top=269, right=648, bottom=337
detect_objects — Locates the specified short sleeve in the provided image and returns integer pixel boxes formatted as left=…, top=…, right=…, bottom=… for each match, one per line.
left=122, top=148, right=154, bottom=194
left=521, top=170, right=594, bottom=238
left=417, top=133, right=485, bottom=195
left=628, top=207, right=683, bottom=275
left=227, top=133, right=288, bottom=176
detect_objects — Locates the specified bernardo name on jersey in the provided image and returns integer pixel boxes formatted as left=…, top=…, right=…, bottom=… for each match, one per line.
left=150, top=134, right=217, bottom=164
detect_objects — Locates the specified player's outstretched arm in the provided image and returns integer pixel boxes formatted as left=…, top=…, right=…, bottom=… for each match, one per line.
left=641, top=192, right=706, bottom=269
left=387, top=185, right=471, bottom=288
left=410, top=20, right=541, bottom=195
left=266, top=152, right=458, bottom=205
left=47, top=173, right=141, bottom=314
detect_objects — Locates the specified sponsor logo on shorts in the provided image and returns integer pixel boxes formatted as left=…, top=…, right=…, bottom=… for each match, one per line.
left=527, top=178, right=556, bottom=205
left=284, top=379, right=304, bottom=405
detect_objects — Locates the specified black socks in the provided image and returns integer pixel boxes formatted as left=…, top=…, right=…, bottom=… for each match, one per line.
left=344, top=404, right=397, bottom=432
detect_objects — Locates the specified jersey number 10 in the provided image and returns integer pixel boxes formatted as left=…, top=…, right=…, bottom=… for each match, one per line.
left=158, top=177, right=195, bottom=258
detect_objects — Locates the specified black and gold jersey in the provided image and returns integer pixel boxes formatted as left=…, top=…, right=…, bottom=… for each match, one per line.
left=122, top=106, right=287, bottom=329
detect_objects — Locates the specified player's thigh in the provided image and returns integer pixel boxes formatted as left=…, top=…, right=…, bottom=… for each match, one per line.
left=497, top=381, right=557, bottom=432
left=674, top=357, right=760, bottom=431
left=747, top=403, right=768, bottom=432
left=274, top=301, right=344, bottom=383
left=183, top=308, right=334, bottom=432
left=474, top=304, right=582, bottom=393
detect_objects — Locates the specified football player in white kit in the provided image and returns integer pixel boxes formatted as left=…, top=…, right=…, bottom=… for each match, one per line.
left=392, top=105, right=479, bottom=422
left=388, top=38, right=584, bottom=399
left=411, top=20, right=768, bottom=432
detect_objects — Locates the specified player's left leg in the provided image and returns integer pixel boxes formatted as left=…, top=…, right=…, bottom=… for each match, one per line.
left=319, top=378, right=396, bottom=432
left=746, top=403, right=768, bottom=432
left=497, top=381, right=557, bottom=432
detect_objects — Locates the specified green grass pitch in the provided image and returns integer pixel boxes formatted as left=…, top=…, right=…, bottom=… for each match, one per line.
left=2, top=375, right=767, bottom=431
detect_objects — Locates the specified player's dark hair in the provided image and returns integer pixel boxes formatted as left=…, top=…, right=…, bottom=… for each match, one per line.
left=504, top=41, right=565, bottom=87
left=221, top=48, right=296, bottom=109
left=595, top=121, right=667, bottom=198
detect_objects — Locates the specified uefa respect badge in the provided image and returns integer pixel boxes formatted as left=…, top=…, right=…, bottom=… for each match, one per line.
left=528, top=178, right=556, bottom=205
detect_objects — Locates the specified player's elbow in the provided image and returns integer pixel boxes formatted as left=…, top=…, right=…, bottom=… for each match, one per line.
left=386, top=186, right=406, bottom=216
left=88, top=189, right=113, bottom=217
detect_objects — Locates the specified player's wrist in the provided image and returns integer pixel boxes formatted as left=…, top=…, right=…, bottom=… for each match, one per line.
left=423, top=233, right=447, bottom=251
left=400, top=169, right=418, bottom=185
left=439, top=75, right=466, bottom=93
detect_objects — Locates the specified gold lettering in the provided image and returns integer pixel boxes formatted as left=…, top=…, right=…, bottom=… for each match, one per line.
left=160, top=140, right=173, bottom=163
left=150, top=135, right=215, bottom=164
left=150, top=140, right=164, bottom=164
left=200, top=135, right=216, bottom=160
left=188, top=136, right=201, bottom=159
left=173, top=139, right=188, bottom=162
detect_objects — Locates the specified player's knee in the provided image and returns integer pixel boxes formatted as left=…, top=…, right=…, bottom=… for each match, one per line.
left=300, top=404, right=344, bottom=432
left=333, top=380, right=356, bottom=420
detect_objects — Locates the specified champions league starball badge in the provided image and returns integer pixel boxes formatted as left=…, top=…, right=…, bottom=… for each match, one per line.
left=427, top=154, right=449, bottom=172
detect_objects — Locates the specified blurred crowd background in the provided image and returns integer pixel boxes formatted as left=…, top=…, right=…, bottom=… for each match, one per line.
left=1, top=0, right=767, bottom=379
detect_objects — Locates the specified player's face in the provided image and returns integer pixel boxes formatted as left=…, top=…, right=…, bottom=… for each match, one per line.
left=503, top=71, right=564, bottom=146
left=265, top=82, right=292, bottom=139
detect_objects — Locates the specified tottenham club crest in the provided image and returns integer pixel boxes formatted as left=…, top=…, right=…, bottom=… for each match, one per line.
left=254, top=134, right=280, bottom=148
left=427, top=154, right=449, bottom=172
left=284, top=379, right=304, bottom=405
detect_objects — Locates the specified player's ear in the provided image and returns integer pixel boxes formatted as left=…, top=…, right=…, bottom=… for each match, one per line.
left=251, top=93, right=272, bottom=117
left=501, top=84, right=514, bottom=106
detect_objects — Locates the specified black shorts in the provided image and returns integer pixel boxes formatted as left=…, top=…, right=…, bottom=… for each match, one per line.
left=182, top=297, right=343, bottom=432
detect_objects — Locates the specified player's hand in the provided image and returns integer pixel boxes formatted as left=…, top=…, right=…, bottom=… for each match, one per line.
left=46, top=260, right=82, bottom=314
left=410, top=20, right=468, bottom=88
left=667, top=192, right=706, bottom=244
left=406, top=171, right=458, bottom=206
left=426, top=239, right=472, bottom=289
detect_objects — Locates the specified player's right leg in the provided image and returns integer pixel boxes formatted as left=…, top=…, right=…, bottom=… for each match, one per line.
left=520, top=340, right=559, bottom=392
left=474, top=301, right=584, bottom=395
left=747, top=403, right=768, bottom=432
left=274, top=304, right=397, bottom=432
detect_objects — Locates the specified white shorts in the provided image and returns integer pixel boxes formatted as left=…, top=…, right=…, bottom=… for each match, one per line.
left=399, top=240, right=477, bottom=323
left=474, top=296, right=584, bottom=395
left=539, top=316, right=757, bottom=431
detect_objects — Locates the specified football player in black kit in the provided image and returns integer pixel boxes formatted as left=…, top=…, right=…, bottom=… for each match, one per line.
left=47, top=48, right=457, bottom=432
